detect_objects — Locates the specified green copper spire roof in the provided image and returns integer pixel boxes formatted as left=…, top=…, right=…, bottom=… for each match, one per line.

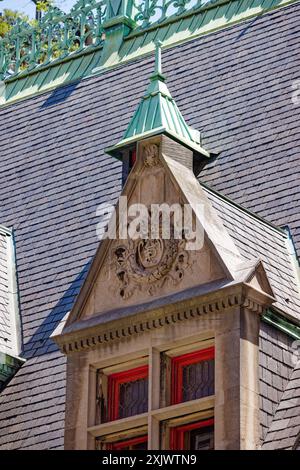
left=106, top=42, right=209, bottom=158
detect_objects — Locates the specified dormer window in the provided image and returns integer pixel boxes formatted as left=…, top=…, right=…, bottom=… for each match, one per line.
left=169, top=418, right=214, bottom=450
left=92, top=340, right=215, bottom=450
left=96, top=359, right=149, bottom=424
left=170, top=347, right=215, bottom=404
left=107, top=365, right=148, bottom=421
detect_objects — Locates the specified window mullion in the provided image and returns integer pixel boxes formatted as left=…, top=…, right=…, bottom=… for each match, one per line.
left=148, top=347, right=160, bottom=449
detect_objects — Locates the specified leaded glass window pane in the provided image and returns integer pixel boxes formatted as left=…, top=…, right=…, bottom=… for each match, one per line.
left=118, top=377, right=148, bottom=419
left=182, top=358, right=214, bottom=402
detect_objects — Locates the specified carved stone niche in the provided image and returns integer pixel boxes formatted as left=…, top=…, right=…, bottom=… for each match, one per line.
left=143, top=143, right=161, bottom=167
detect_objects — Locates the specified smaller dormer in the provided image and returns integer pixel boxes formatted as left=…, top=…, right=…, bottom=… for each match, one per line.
left=0, top=225, right=24, bottom=391
left=106, top=42, right=210, bottom=183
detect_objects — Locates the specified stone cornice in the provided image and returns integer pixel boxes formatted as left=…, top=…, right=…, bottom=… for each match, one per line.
left=52, top=282, right=274, bottom=355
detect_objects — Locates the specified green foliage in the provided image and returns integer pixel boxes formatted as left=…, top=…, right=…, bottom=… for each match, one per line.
left=0, top=0, right=104, bottom=79
left=0, top=9, right=29, bottom=38
left=36, top=1, right=55, bottom=12
left=0, top=2, right=60, bottom=38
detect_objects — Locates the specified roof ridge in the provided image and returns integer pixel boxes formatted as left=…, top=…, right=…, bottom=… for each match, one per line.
left=1, top=0, right=298, bottom=106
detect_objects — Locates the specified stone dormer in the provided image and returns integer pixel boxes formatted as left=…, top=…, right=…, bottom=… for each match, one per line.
left=51, top=47, right=286, bottom=450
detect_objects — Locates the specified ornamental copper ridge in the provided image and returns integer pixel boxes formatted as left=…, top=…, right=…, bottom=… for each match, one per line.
left=0, top=0, right=224, bottom=80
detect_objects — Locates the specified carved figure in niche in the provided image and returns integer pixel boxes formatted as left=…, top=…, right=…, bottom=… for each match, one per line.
left=144, top=144, right=160, bottom=167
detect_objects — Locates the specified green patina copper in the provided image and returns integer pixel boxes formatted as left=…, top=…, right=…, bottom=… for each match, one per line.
left=0, top=352, right=25, bottom=392
left=263, top=309, right=300, bottom=340
left=0, top=0, right=298, bottom=105
left=0, top=0, right=107, bottom=80
left=104, top=0, right=138, bottom=28
left=0, top=0, right=225, bottom=82
left=0, top=0, right=226, bottom=81
left=106, top=41, right=209, bottom=158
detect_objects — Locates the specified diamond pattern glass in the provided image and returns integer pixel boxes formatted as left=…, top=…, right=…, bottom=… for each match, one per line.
left=118, top=377, right=148, bottom=419
left=182, top=358, right=214, bottom=402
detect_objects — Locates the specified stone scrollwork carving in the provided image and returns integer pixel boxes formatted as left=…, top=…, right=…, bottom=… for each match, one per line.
left=111, top=233, right=189, bottom=299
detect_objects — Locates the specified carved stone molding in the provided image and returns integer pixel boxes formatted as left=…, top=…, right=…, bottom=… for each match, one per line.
left=54, top=285, right=271, bottom=355
left=242, top=298, right=264, bottom=313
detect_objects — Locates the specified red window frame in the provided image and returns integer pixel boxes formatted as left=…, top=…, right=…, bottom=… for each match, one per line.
left=170, top=418, right=214, bottom=450
left=171, top=346, right=215, bottom=404
left=107, top=435, right=147, bottom=450
left=108, top=365, right=148, bottom=421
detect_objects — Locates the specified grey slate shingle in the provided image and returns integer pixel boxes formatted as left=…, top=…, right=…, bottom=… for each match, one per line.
left=262, top=361, right=300, bottom=449
left=0, top=2, right=300, bottom=449
left=204, top=186, right=300, bottom=321
left=259, top=323, right=295, bottom=442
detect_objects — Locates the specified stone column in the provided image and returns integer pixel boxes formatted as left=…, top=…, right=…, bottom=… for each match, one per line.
left=214, top=305, right=260, bottom=450
left=64, top=352, right=90, bottom=450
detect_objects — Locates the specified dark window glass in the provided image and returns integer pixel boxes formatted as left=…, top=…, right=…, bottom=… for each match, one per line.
left=182, top=358, right=214, bottom=402
left=169, top=419, right=214, bottom=450
left=131, top=440, right=147, bottom=450
left=118, top=377, right=148, bottom=419
left=190, top=425, right=214, bottom=450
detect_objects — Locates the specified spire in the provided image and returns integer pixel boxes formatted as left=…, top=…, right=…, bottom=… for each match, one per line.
left=151, top=41, right=165, bottom=81
left=106, top=42, right=209, bottom=159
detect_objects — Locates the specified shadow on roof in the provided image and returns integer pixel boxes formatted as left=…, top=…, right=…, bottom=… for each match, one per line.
left=22, top=259, right=92, bottom=359
left=40, top=80, right=81, bottom=109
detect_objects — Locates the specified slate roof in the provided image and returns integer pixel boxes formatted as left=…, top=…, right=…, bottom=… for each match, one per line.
left=0, top=1, right=299, bottom=449
left=204, top=185, right=300, bottom=321
left=262, top=361, right=300, bottom=449
left=259, top=321, right=295, bottom=444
